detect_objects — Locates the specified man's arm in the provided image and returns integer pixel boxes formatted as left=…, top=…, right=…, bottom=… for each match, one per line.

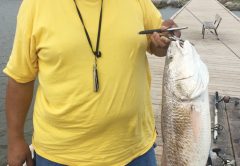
left=149, top=19, right=181, bottom=57
left=6, top=78, right=34, bottom=166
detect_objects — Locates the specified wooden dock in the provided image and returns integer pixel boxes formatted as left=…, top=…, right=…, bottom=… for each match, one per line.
left=150, top=0, right=240, bottom=165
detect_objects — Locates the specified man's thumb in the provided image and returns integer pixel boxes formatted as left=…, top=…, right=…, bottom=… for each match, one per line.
left=25, top=149, right=34, bottom=166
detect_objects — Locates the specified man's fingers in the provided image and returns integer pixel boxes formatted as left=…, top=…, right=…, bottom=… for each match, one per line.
left=160, top=36, right=171, bottom=44
left=7, top=159, right=25, bottom=166
left=161, top=25, right=169, bottom=30
left=161, top=19, right=181, bottom=37
left=159, top=36, right=170, bottom=48
left=150, top=34, right=159, bottom=46
left=26, top=149, right=34, bottom=166
left=152, top=35, right=167, bottom=48
left=162, top=19, right=177, bottom=28
left=151, top=32, right=170, bottom=48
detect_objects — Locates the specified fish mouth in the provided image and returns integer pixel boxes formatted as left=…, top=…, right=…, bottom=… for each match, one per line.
left=175, top=75, right=193, bottom=82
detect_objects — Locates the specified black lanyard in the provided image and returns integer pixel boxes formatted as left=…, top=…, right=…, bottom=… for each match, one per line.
left=73, top=0, right=104, bottom=92
left=73, top=0, right=103, bottom=58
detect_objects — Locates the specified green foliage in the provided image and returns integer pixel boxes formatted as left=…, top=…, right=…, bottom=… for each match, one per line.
left=153, top=0, right=190, bottom=9
left=233, top=0, right=240, bottom=2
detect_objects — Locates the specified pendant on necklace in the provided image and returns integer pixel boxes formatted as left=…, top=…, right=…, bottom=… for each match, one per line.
left=93, top=64, right=99, bottom=92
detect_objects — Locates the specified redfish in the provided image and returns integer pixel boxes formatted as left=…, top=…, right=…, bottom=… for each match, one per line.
left=161, top=40, right=211, bottom=166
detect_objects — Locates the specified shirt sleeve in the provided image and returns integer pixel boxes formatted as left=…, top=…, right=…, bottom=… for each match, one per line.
left=139, top=0, right=163, bottom=30
left=138, top=0, right=163, bottom=52
left=3, top=0, right=38, bottom=83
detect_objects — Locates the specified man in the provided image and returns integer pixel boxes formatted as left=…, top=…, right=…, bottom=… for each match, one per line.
left=4, top=0, right=180, bottom=165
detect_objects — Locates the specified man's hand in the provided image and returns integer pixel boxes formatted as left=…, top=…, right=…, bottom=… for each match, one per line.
left=7, top=139, right=33, bottom=166
left=149, top=19, right=181, bottom=57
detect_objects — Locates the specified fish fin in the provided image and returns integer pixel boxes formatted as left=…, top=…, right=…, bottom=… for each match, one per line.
left=161, top=150, right=168, bottom=166
left=191, top=105, right=201, bottom=142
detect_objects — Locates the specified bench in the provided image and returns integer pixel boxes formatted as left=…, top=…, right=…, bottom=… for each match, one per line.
left=202, top=14, right=222, bottom=39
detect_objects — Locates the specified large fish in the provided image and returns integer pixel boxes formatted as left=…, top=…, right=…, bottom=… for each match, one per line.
left=161, top=40, right=211, bottom=166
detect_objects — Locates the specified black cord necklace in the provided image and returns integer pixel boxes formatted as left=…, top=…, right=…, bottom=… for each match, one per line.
left=73, top=0, right=103, bottom=92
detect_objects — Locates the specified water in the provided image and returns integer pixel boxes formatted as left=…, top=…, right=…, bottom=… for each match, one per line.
left=159, top=7, right=180, bottom=19
left=233, top=11, right=240, bottom=17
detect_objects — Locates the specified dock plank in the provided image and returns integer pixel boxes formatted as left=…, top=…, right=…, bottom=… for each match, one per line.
left=225, top=97, right=240, bottom=165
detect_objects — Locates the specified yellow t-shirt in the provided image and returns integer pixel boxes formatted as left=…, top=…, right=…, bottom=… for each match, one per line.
left=3, top=0, right=162, bottom=165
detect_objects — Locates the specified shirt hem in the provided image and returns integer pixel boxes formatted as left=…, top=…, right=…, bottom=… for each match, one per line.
left=32, top=132, right=157, bottom=166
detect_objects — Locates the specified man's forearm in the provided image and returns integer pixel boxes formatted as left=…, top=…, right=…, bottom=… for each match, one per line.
left=6, top=78, right=34, bottom=141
